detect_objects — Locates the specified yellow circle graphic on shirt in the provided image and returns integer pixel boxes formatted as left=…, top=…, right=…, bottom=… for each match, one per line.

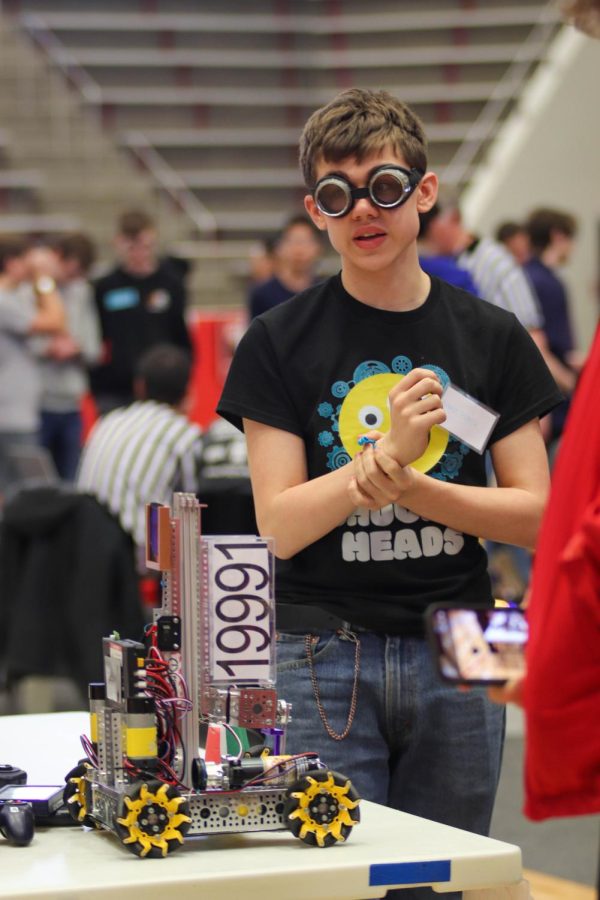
left=338, top=372, right=449, bottom=473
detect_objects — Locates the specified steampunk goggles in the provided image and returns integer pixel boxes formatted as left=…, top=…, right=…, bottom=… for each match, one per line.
left=313, top=165, right=424, bottom=218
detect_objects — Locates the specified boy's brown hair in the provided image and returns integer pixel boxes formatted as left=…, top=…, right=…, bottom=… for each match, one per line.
left=55, top=231, right=97, bottom=274
left=118, top=210, right=155, bottom=239
left=299, top=88, right=428, bottom=188
left=495, top=221, right=527, bottom=244
left=0, top=234, right=29, bottom=272
left=526, top=208, right=577, bottom=252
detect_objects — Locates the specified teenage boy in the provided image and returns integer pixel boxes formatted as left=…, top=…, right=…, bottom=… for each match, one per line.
left=91, top=210, right=191, bottom=414
left=418, top=197, right=576, bottom=402
left=78, top=343, right=202, bottom=558
left=0, top=236, right=66, bottom=496
left=34, top=234, right=102, bottom=481
left=247, top=213, right=323, bottom=318
left=218, top=89, right=560, bottom=898
left=524, top=207, right=585, bottom=457
left=495, top=220, right=531, bottom=266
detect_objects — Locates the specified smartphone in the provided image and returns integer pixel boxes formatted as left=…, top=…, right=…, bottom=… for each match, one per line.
left=426, top=603, right=528, bottom=686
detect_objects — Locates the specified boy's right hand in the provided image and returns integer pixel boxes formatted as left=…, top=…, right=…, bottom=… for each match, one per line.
left=379, top=369, right=446, bottom=466
left=487, top=677, right=524, bottom=707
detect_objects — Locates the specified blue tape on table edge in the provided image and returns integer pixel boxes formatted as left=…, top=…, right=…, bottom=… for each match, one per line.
left=369, top=860, right=451, bottom=886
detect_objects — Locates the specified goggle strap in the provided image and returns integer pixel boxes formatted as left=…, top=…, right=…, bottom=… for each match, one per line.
left=351, top=186, right=371, bottom=201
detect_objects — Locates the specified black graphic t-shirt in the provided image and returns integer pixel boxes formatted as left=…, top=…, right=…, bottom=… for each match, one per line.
left=91, top=263, right=191, bottom=399
left=218, top=274, right=561, bottom=634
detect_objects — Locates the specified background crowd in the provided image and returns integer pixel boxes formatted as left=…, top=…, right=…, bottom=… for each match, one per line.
left=0, top=189, right=589, bottom=608
left=0, top=0, right=598, bottom=894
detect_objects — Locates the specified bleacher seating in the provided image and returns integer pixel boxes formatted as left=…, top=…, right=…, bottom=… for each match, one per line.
left=0, top=169, right=43, bottom=189
left=0, top=211, right=80, bottom=232
left=2, top=0, right=560, bottom=306
left=0, top=124, right=52, bottom=221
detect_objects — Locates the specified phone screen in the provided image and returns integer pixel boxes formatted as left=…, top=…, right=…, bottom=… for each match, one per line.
left=427, top=606, right=528, bottom=685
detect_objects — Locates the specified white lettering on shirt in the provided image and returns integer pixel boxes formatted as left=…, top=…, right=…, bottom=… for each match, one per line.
left=341, top=520, right=465, bottom=562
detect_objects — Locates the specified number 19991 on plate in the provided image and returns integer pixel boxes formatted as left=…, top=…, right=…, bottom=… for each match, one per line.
left=206, top=540, right=275, bottom=683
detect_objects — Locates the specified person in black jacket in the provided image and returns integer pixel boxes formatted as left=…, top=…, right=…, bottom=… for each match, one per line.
left=90, top=210, right=192, bottom=414
left=0, top=486, right=145, bottom=704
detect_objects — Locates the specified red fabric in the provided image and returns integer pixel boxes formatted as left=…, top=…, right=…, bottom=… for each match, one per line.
left=80, top=392, right=99, bottom=442
left=186, top=310, right=247, bottom=429
left=524, top=326, right=600, bottom=820
left=80, top=310, right=248, bottom=438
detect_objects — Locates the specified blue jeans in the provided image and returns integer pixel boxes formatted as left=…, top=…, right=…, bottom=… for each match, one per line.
left=276, top=630, right=505, bottom=900
left=40, top=410, right=82, bottom=482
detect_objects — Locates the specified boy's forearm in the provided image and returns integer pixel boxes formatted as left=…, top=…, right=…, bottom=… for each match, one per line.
left=257, top=465, right=358, bottom=559
left=267, top=464, right=545, bottom=557
left=400, top=471, right=546, bottom=549
left=541, top=350, right=576, bottom=393
left=530, top=329, right=576, bottom=393
left=32, top=290, right=66, bottom=333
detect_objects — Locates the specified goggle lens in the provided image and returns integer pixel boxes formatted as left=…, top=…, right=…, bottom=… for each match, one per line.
left=313, top=166, right=422, bottom=218
left=315, top=179, right=351, bottom=216
left=370, top=169, right=410, bottom=207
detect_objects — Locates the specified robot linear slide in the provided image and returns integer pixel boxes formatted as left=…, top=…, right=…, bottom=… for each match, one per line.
left=64, top=493, right=360, bottom=858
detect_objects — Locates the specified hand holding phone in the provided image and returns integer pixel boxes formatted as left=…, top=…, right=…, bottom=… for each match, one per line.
left=426, top=604, right=528, bottom=686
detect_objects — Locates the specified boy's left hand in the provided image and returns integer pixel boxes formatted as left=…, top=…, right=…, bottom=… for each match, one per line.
left=384, top=369, right=446, bottom=466
left=349, top=430, right=414, bottom=509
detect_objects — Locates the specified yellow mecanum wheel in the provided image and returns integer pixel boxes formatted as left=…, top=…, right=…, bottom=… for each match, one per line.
left=284, top=770, right=360, bottom=847
left=64, top=762, right=97, bottom=828
left=115, top=781, right=192, bottom=858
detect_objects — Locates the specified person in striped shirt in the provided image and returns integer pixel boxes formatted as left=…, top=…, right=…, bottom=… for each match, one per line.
left=418, top=199, right=542, bottom=329
left=418, top=198, right=577, bottom=407
left=77, top=343, right=203, bottom=560
left=417, top=198, right=573, bottom=605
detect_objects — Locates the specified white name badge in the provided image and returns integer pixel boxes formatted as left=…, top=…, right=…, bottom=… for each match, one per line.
left=441, top=383, right=499, bottom=454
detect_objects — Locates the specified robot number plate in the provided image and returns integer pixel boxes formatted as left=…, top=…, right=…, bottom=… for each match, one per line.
left=204, top=538, right=275, bottom=684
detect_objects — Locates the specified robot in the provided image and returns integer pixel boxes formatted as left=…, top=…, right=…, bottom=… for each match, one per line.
left=65, top=493, right=360, bottom=857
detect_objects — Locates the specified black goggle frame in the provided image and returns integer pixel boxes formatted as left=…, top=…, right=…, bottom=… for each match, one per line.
left=313, top=165, right=424, bottom=218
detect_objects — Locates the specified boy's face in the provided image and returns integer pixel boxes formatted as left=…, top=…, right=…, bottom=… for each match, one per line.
left=3, top=252, right=29, bottom=285
left=116, top=227, right=158, bottom=276
left=25, top=246, right=61, bottom=281
left=57, top=255, right=83, bottom=283
left=276, top=222, right=321, bottom=273
left=424, top=209, right=463, bottom=255
left=503, top=231, right=531, bottom=266
left=550, top=229, right=574, bottom=266
left=304, top=148, right=437, bottom=278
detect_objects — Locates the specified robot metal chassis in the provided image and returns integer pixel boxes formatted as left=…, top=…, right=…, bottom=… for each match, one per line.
left=66, top=493, right=360, bottom=857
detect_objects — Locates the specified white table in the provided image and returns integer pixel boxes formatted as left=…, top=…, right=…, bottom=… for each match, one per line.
left=0, top=712, right=529, bottom=899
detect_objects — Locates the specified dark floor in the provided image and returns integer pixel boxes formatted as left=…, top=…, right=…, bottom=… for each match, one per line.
left=491, top=735, right=599, bottom=887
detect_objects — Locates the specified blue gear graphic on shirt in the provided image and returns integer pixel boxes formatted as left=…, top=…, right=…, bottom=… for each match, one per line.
left=316, top=356, right=467, bottom=478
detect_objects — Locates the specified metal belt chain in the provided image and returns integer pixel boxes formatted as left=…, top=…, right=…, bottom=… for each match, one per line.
left=304, top=630, right=361, bottom=741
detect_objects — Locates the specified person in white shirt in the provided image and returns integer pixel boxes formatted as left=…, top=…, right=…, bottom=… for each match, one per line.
left=0, top=235, right=65, bottom=498
left=77, top=343, right=203, bottom=560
